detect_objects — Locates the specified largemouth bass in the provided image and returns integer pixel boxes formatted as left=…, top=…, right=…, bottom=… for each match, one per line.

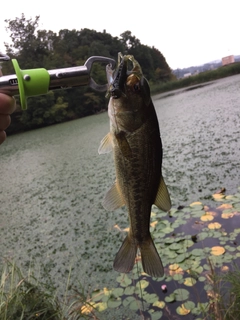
left=98, top=53, right=171, bottom=277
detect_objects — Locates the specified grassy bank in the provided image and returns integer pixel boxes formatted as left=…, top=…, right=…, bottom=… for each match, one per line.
left=150, top=62, right=240, bottom=94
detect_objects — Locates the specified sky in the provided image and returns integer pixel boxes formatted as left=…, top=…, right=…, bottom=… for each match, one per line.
left=1, top=0, right=239, bottom=70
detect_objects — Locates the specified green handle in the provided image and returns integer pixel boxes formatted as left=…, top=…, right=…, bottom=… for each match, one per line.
left=12, top=59, right=50, bottom=110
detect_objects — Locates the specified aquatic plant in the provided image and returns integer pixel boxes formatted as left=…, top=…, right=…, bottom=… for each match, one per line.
left=1, top=187, right=240, bottom=319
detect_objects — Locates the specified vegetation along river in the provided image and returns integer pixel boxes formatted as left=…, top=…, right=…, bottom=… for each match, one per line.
left=1, top=74, right=240, bottom=308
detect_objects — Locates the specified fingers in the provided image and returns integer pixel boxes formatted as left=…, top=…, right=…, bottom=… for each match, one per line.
left=0, top=114, right=11, bottom=131
left=0, top=94, right=16, bottom=145
left=0, top=130, right=7, bottom=145
left=0, top=93, right=16, bottom=114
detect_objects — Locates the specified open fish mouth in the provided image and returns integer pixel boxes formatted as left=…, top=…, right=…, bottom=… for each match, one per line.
left=107, top=53, right=143, bottom=99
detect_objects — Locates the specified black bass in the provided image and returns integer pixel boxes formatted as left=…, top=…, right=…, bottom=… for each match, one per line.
left=98, top=53, right=171, bottom=277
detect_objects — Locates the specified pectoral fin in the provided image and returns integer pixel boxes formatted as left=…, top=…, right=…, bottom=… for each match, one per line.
left=98, top=132, right=113, bottom=154
left=154, top=176, right=171, bottom=212
left=102, top=181, right=125, bottom=211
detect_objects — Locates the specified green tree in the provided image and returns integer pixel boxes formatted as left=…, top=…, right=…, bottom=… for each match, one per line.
left=3, top=16, right=174, bottom=135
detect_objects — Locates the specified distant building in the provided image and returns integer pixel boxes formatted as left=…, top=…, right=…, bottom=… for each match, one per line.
left=222, top=55, right=235, bottom=66
left=183, top=72, right=191, bottom=78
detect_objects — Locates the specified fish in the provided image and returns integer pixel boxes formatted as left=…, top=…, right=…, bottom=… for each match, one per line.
left=98, top=53, right=171, bottom=277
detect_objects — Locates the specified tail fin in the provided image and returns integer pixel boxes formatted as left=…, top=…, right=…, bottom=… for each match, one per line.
left=113, top=234, right=164, bottom=278
left=113, top=235, right=137, bottom=273
left=139, top=236, right=164, bottom=277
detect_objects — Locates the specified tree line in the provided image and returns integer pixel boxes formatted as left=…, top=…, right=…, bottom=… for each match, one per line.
left=2, top=14, right=174, bottom=134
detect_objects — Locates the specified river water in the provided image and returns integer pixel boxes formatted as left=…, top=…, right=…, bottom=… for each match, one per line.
left=1, top=74, right=240, bottom=315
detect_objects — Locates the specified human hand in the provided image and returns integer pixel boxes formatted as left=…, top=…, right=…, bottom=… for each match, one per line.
left=0, top=93, right=16, bottom=145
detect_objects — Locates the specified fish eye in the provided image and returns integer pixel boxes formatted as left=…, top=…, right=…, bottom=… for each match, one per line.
left=133, top=83, right=140, bottom=92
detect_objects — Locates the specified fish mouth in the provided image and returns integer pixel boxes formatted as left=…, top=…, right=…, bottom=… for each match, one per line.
left=107, top=53, right=142, bottom=99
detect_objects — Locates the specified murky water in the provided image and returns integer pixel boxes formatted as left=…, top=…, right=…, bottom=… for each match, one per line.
left=1, top=74, right=240, bottom=307
left=155, top=74, right=240, bottom=206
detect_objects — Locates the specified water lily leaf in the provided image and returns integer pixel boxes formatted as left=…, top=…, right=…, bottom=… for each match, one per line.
left=144, top=293, right=159, bottom=303
left=198, top=276, right=206, bottom=282
left=212, top=193, right=225, bottom=200
left=107, top=298, right=122, bottom=309
left=122, top=296, right=135, bottom=307
left=112, top=287, right=124, bottom=297
left=217, top=203, right=233, bottom=210
left=136, top=279, right=149, bottom=290
left=211, top=246, right=225, bottom=256
left=200, top=214, right=214, bottom=221
left=225, top=245, right=236, bottom=252
left=176, top=303, right=191, bottom=315
left=175, top=253, right=189, bottom=263
left=152, top=300, right=165, bottom=309
left=124, top=286, right=135, bottom=296
left=169, top=263, right=180, bottom=271
left=221, top=265, right=229, bottom=272
left=221, top=212, right=235, bottom=219
left=129, top=300, right=139, bottom=310
left=173, top=273, right=183, bottom=281
left=165, top=293, right=175, bottom=302
left=168, top=243, right=182, bottom=251
left=151, top=211, right=157, bottom=217
left=191, top=248, right=204, bottom=257
left=161, top=226, right=175, bottom=234
left=208, top=222, right=221, bottom=229
left=116, top=275, right=132, bottom=287
left=182, top=239, right=195, bottom=248
left=94, top=302, right=108, bottom=312
left=149, top=310, right=163, bottom=320
left=174, top=288, right=190, bottom=301
left=190, top=201, right=203, bottom=207
left=184, top=300, right=195, bottom=310
left=184, top=277, right=197, bottom=286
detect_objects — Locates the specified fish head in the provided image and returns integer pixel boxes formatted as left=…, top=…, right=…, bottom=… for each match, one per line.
left=106, top=53, right=152, bottom=132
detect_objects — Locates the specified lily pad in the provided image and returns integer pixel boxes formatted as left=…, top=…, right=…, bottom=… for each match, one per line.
left=174, top=288, right=190, bottom=301
left=149, top=310, right=163, bottom=320
left=211, top=246, right=225, bottom=256
left=208, top=222, right=221, bottom=229
left=200, top=214, right=214, bottom=221
left=152, top=300, right=165, bottom=308
left=107, top=298, right=122, bottom=309
left=217, top=203, right=233, bottom=210
left=116, top=275, right=132, bottom=287
left=122, top=296, right=135, bottom=307
left=176, top=303, right=191, bottom=315
left=94, top=302, right=108, bottom=312
left=124, top=286, right=135, bottom=296
left=165, top=293, right=176, bottom=303
left=190, top=201, right=203, bottom=207
left=212, top=193, right=225, bottom=201
left=221, top=212, right=235, bottom=219
left=184, top=277, right=197, bottom=286
left=129, top=300, right=139, bottom=311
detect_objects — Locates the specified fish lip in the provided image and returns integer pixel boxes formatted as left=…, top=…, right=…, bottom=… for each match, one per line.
left=110, top=55, right=128, bottom=99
